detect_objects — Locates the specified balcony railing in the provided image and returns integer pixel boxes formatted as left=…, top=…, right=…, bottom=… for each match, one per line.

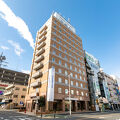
left=4, top=91, right=13, bottom=96
left=32, top=71, right=43, bottom=79
left=36, top=49, right=45, bottom=56
left=37, top=42, right=46, bottom=50
left=38, top=31, right=47, bottom=40
left=30, top=81, right=41, bottom=88
left=35, top=55, right=44, bottom=63
left=34, top=63, right=43, bottom=71
left=5, top=84, right=14, bottom=90
left=37, top=36, right=46, bottom=44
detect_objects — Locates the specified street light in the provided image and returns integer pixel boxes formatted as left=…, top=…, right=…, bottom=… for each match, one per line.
left=68, top=74, right=71, bottom=115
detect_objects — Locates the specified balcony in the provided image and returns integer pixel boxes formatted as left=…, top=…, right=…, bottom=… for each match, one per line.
left=4, top=91, right=13, bottom=96
left=36, top=49, right=45, bottom=56
left=34, top=63, right=43, bottom=71
left=37, top=42, right=46, bottom=50
left=39, top=25, right=47, bottom=34
left=32, top=71, right=43, bottom=79
left=38, top=30, right=47, bottom=40
left=35, top=55, right=44, bottom=63
left=5, top=84, right=14, bottom=90
left=37, top=36, right=46, bottom=44
left=30, top=81, right=41, bottom=88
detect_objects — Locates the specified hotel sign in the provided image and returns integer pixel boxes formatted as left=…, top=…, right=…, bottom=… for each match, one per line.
left=47, top=67, right=55, bottom=101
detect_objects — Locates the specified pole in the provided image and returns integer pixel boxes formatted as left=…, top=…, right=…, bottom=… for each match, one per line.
left=69, top=74, right=71, bottom=115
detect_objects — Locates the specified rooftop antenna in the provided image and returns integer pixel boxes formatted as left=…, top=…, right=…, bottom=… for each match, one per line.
left=0, top=52, right=8, bottom=68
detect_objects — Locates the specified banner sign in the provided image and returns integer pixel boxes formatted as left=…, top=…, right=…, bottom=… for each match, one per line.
left=47, top=67, right=55, bottom=101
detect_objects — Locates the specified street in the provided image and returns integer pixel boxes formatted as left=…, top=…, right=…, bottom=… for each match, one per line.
left=0, top=111, right=120, bottom=120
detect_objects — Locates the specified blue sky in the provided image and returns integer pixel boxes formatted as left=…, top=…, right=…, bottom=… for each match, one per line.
left=0, top=0, right=120, bottom=79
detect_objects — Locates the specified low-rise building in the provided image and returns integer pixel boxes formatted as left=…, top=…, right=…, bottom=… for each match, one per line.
left=3, top=84, right=27, bottom=109
left=0, top=82, right=8, bottom=102
left=0, top=67, right=29, bottom=86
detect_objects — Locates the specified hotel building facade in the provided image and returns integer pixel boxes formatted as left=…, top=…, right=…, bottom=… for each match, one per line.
left=25, top=12, right=90, bottom=113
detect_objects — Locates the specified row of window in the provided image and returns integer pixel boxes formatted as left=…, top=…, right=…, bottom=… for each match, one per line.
left=53, top=38, right=82, bottom=55
left=15, top=87, right=27, bottom=91
left=52, top=43, right=83, bottom=62
left=52, top=54, right=85, bottom=69
left=52, top=57, right=85, bottom=72
left=58, top=87, right=88, bottom=96
left=14, top=95, right=25, bottom=98
left=58, top=78, right=87, bottom=88
left=53, top=20, right=81, bottom=45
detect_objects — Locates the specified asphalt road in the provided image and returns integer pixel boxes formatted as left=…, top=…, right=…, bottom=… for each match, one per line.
left=0, top=110, right=120, bottom=120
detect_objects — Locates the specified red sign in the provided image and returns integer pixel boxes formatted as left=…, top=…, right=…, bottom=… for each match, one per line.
left=0, top=84, right=8, bottom=87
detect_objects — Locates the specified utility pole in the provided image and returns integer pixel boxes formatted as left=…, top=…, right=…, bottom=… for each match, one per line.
left=69, top=74, right=71, bottom=115
left=0, top=52, right=8, bottom=68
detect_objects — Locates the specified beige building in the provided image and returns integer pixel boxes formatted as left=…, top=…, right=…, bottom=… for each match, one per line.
left=3, top=84, right=27, bottom=109
left=25, top=12, right=90, bottom=113
left=104, top=74, right=120, bottom=109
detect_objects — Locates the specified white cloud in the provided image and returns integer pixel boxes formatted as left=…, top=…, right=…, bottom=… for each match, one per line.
left=0, top=0, right=34, bottom=49
left=1, top=45, right=9, bottom=50
left=8, top=40, right=24, bottom=56
left=21, top=70, right=30, bottom=74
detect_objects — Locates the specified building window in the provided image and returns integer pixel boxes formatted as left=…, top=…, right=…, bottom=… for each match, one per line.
left=81, top=92, right=84, bottom=96
left=64, top=55, right=67, bottom=60
left=58, top=88, right=62, bottom=93
left=53, top=50, right=56, bottom=54
left=64, top=38, right=67, bottom=41
left=70, top=73, right=73, bottom=77
left=52, top=57, right=55, bottom=62
left=65, top=49, right=67, bottom=53
left=15, top=87, right=20, bottom=90
left=21, top=95, right=25, bottom=98
left=69, top=46, right=71, bottom=50
left=58, top=77, right=62, bottom=83
left=59, top=53, right=62, bottom=57
left=80, top=76, right=82, bottom=80
left=54, top=25, right=56, bottom=28
left=64, top=44, right=67, bottom=47
left=59, top=46, right=62, bottom=50
left=71, top=90, right=74, bottom=95
left=65, top=89, right=68, bottom=94
left=65, top=63, right=67, bottom=68
left=58, top=69, right=62, bottom=73
left=59, top=40, right=62, bottom=43
left=71, top=81, right=73, bottom=86
left=86, top=93, right=88, bottom=96
left=59, top=60, right=61, bottom=65
left=70, top=58, right=72, bottom=62
left=76, top=82, right=78, bottom=87
left=53, top=43, right=56, bottom=47
left=76, top=91, right=79, bottom=95
left=81, top=83, right=83, bottom=88
left=75, top=74, right=77, bottom=79
left=22, top=88, right=26, bottom=91
left=65, top=79, right=68, bottom=84
left=14, top=95, right=18, bottom=98
left=75, top=67, right=77, bottom=71
left=53, top=37, right=56, bottom=40
left=65, top=70, right=68, bottom=76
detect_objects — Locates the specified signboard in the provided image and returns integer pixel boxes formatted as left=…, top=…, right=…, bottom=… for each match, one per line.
left=47, top=67, right=55, bottom=101
left=85, top=52, right=101, bottom=96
